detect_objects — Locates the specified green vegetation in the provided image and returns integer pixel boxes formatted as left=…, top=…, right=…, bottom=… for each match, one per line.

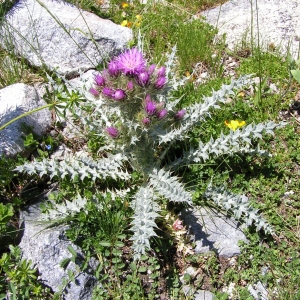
left=0, top=0, right=299, bottom=299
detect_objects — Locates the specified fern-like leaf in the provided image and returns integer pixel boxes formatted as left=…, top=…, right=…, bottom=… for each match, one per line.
left=130, top=186, right=160, bottom=260
left=15, top=153, right=130, bottom=181
left=149, top=168, right=192, bottom=205
left=204, top=185, right=274, bottom=234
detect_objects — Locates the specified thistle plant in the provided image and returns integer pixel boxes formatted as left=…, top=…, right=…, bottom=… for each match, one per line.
left=16, top=46, right=286, bottom=259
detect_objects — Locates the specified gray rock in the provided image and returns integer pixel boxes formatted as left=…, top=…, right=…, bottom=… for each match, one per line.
left=181, top=207, right=248, bottom=257
left=194, top=290, right=216, bottom=300
left=0, top=83, right=52, bottom=157
left=201, top=0, right=300, bottom=59
left=0, top=0, right=132, bottom=77
left=248, top=281, right=269, bottom=300
left=19, top=198, right=98, bottom=299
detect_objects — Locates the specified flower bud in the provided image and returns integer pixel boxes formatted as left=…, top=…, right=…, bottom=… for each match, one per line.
left=137, top=71, right=150, bottom=87
left=175, top=109, right=186, bottom=119
left=142, top=117, right=151, bottom=126
left=172, top=219, right=184, bottom=231
left=89, top=87, right=99, bottom=96
left=95, top=74, right=105, bottom=86
left=148, top=64, right=156, bottom=75
left=154, top=76, right=167, bottom=89
left=145, top=96, right=157, bottom=116
left=157, top=109, right=168, bottom=119
left=108, top=60, right=120, bottom=77
left=113, top=89, right=126, bottom=101
left=102, top=87, right=115, bottom=98
left=157, top=66, right=166, bottom=77
left=127, top=81, right=134, bottom=90
left=105, top=127, right=119, bottom=138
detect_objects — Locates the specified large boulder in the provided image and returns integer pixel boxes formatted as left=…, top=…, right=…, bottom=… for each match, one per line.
left=0, top=83, right=52, bottom=157
left=0, top=0, right=132, bottom=77
left=201, top=0, right=300, bottom=59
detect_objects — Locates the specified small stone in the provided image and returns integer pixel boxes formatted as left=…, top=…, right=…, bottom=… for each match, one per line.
left=248, top=281, right=269, bottom=300
left=228, top=61, right=236, bottom=67
left=194, top=290, right=215, bottom=300
left=181, top=207, right=248, bottom=257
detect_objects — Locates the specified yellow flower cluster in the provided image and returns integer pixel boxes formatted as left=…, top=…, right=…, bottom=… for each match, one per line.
left=120, top=2, right=142, bottom=28
left=224, top=120, right=246, bottom=131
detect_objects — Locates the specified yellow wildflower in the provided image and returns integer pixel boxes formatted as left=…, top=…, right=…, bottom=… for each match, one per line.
left=121, top=20, right=128, bottom=27
left=121, top=2, right=129, bottom=8
left=224, top=120, right=246, bottom=131
left=136, top=15, right=142, bottom=21
left=121, top=20, right=132, bottom=28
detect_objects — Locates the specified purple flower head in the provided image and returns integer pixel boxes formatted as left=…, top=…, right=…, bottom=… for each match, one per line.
left=89, top=87, right=99, bottom=96
left=117, top=48, right=146, bottom=76
left=148, top=64, right=156, bottom=75
left=127, top=81, right=134, bottom=90
left=154, top=76, right=167, bottom=89
left=102, top=87, right=115, bottom=98
left=157, top=109, right=168, bottom=119
left=142, top=117, right=151, bottom=126
left=157, top=66, right=166, bottom=77
left=175, top=109, right=186, bottom=119
left=145, top=96, right=157, bottom=116
left=95, top=74, right=105, bottom=86
left=105, top=126, right=119, bottom=138
left=108, top=60, right=120, bottom=77
left=137, top=71, right=150, bottom=87
left=113, top=89, right=126, bottom=101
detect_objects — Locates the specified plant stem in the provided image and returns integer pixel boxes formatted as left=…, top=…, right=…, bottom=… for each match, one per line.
left=0, top=103, right=54, bottom=131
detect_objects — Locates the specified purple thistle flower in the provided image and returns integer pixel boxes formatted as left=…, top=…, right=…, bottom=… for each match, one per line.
left=113, top=89, right=126, bottom=101
left=127, top=81, right=134, bottom=90
left=108, top=60, right=120, bottom=77
left=145, top=96, right=157, bottom=116
left=175, top=109, right=186, bottom=119
left=157, top=66, right=166, bottom=77
left=105, top=126, right=119, bottom=138
left=142, top=117, right=151, bottom=126
left=157, top=109, right=168, bottom=119
left=95, top=74, right=105, bottom=86
left=102, top=87, right=115, bottom=98
left=89, top=87, right=99, bottom=96
left=154, top=76, right=167, bottom=89
left=148, top=64, right=156, bottom=75
left=136, top=71, right=150, bottom=87
left=117, top=48, right=146, bottom=76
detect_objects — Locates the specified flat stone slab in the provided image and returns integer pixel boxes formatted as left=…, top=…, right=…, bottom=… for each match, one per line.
left=201, top=0, right=300, bottom=59
left=181, top=207, right=248, bottom=257
left=0, top=0, right=132, bottom=77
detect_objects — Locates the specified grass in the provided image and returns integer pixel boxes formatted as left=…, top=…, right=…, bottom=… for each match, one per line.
left=0, top=0, right=300, bottom=299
